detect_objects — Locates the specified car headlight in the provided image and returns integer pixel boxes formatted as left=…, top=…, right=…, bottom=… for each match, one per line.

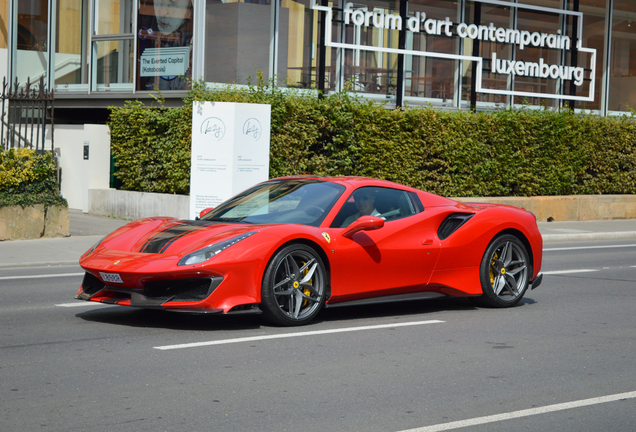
left=86, top=236, right=106, bottom=256
left=178, top=232, right=257, bottom=266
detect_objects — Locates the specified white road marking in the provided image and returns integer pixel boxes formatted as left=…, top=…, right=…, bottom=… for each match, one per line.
left=544, top=244, right=636, bottom=251
left=154, top=320, right=445, bottom=350
left=55, top=302, right=109, bottom=308
left=546, top=228, right=591, bottom=233
left=542, top=269, right=599, bottom=275
left=0, top=273, right=84, bottom=281
left=395, top=390, right=636, bottom=432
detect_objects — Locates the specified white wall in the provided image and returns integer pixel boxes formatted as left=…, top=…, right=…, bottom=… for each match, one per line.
left=51, top=124, right=111, bottom=212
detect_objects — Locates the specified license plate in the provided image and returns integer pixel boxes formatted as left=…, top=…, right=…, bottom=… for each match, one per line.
left=100, top=272, right=123, bottom=284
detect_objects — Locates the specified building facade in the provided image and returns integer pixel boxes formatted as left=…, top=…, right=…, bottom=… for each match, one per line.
left=0, top=0, right=635, bottom=122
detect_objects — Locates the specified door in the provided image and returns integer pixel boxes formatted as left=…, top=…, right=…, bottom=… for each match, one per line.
left=328, top=186, right=441, bottom=302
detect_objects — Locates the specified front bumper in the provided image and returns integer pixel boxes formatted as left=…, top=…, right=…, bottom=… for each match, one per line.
left=76, top=272, right=224, bottom=308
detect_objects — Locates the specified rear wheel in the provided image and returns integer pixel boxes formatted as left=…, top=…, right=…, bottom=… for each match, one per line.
left=474, top=234, right=530, bottom=307
left=261, top=244, right=327, bottom=326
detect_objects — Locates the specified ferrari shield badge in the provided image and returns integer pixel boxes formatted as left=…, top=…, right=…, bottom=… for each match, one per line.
left=322, top=232, right=331, bottom=243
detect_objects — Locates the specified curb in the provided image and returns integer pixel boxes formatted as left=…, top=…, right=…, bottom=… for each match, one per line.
left=542, top=231, right=636, bottom=243
left=0, top=261, right=80, bottom=269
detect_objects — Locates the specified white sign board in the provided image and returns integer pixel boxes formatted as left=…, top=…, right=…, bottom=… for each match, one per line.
left=140, top=47, right=190, bottom=77
left=189, top=102, right=271, bottom=219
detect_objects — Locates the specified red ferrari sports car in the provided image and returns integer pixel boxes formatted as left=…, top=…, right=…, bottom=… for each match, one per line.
left=77, top=176, right=543, bottom=326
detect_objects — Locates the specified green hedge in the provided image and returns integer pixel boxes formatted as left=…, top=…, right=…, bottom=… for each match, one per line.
left=0, top=148, right=67, bottom=208
left=109, top=80, right=636, bottom=197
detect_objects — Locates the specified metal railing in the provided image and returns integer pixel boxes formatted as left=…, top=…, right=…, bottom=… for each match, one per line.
left=1, top=76, right=55, bottom=153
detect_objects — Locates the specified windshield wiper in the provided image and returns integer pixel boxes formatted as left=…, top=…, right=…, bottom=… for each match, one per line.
left=206, top=217, right=253, bottom=224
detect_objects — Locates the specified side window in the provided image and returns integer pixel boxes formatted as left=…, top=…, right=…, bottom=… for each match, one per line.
left=331, top=187, right=422, bottom=228
left=407, top=191, right=425, bottom=213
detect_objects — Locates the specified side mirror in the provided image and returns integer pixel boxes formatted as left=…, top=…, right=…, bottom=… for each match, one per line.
left=199, top=207, right=214, bottom=218
left=342, top=216, right=384, bottom=238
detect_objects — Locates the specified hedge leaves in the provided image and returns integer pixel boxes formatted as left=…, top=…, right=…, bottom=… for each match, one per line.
left=109, top=80, right=636, bottom=197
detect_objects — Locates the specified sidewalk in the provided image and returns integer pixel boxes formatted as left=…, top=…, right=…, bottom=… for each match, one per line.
left=1, top=210, right=635, bottom=269
left=0, top=210, right=130, bottom=268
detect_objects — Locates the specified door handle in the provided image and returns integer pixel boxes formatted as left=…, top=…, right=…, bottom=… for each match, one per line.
left=422, top=239, right=433, bottom=245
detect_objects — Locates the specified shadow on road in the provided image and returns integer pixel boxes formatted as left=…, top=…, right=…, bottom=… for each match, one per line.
left=71, top=295, right=542, bottom=331
left=75, top=307, right=263, bottom=331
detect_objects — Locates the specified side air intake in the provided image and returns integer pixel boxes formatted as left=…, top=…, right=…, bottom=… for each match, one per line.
left=438, top=213, right=474, bottom=240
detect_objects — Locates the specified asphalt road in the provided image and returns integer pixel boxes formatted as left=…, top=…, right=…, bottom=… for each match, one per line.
left=1, top=239, right=635, bottom=432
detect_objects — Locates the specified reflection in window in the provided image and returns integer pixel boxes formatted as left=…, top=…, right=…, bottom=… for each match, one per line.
left=0, top=1, right=8, bottom=49
left=572, top=0, right=604, bottom=112
left=204, top=0, right=272, bottom=86
left=15, top=0, right=49, bottom=87
left=406, top=0, right=459, bottom=105
left=95, top=0, right=133, bottom=35
left=91, top=0, right=134, bottom=92
left=608, top=0, right=636, bottom=113
left=511, top=6, right=563, bottom=110
left=279, top=0, right=323, bottom=90
left=55, top=0, right=89, bottom=90
left=342, top=0, right=400, bottom=99
left=93, top=40, right=133, bottom=91
left=137, top=0, right=193, bottom=91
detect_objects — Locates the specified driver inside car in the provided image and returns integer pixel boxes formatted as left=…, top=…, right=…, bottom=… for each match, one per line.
left=341, top=190, right=384, bottom=227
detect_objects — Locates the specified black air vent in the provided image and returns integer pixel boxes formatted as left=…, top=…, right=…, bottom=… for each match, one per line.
left=438, top=213, right=474, bottom=240
left=81, top=272, right=105, bottom=295
left=143, top=278, right=217, bottom=302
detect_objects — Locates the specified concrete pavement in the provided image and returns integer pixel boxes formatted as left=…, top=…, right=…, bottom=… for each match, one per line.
left=1, top=209, right=635, bottom=269
left=0, top=210, right=130, bottom=268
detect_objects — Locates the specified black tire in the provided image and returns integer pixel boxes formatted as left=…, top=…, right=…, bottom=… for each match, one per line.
left=261, top=244, right=327, bottom=326
left=473, top=234, right=530, bottom=308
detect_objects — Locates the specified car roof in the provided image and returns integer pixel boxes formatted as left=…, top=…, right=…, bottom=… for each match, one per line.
left=269, top=175, right=457, bottom=206
left=272, top=175, right=410, bottom=188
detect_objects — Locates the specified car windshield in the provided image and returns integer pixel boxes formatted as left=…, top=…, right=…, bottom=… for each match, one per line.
left=201, top=179, right=345, bottom=226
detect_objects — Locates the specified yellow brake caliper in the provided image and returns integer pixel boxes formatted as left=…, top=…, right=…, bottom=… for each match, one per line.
left=490, top=252, right=498, bottom=287
left=300, top=261, right=312, bottom=306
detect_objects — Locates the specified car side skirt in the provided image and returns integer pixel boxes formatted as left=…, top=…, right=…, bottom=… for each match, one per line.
left=325, top=291, right=447, bottom=308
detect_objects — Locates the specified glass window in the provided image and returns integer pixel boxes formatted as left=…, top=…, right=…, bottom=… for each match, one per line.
left=341, top=0, right=400, bottom=100
left=0, top=0, right=8, bottom=49
left=510, top=5, right=563, bottom=110
left=571, top=0, right=605, bottom=112
left=278, top=0, right=324, bottom=90
left=607, top=0, right=636, bottom=113
left=204, top=0, right=272, bottom=86
left=405, top=0, right=459, bottom=106
left=55, top=0, right=89, bottom=90
left=15, top=0, right=49, bottom=87
left=95, top=0, right=133, bottom=35
left=91, top=0, right=134, bottom=92
left=137, top=0, right=193, bottom=91
left=331, top=187, right=419, bottom=228
left=92, top=39, right=133, bottom=90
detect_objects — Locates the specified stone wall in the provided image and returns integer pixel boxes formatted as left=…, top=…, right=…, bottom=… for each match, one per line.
left=86, top=189, right=636, bottom=223
left=0, top=205, right=70, bottom=241
left=88, top=189, right=190, bottom=220
left=454, top=195, right=636, bottom=222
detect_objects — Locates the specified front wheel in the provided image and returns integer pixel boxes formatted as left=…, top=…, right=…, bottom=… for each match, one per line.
left=474, top=234, right=530, bottom=308
left=261, top=244, right=327, bottom=326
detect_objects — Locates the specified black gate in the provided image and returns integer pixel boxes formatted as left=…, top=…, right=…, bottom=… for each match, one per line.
left=1, top=76, right=55, bottom=153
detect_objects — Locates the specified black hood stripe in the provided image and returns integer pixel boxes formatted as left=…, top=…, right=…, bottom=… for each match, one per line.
left=140, top=221, right=215, bottom=254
